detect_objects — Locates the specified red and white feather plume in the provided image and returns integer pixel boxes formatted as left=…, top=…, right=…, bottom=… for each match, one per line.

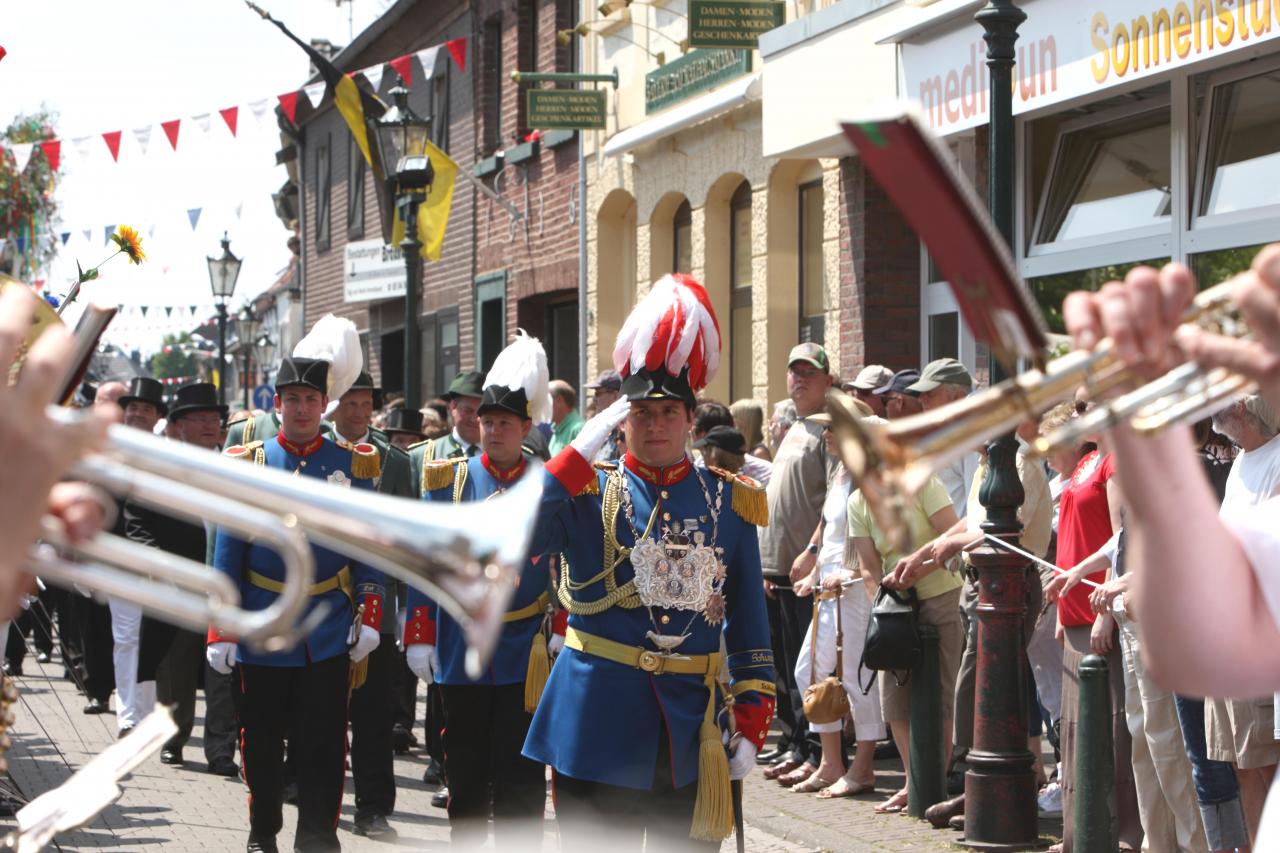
left=613, top=273, right=721, bottom=391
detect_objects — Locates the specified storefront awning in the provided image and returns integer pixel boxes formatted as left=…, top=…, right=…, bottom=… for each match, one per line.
left=874, top=0, right=983, bottom=44
left=602, top=73, right=762, bottom=158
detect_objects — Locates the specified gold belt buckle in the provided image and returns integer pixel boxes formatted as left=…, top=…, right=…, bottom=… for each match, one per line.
left=637, top=650, right=661, bottom=673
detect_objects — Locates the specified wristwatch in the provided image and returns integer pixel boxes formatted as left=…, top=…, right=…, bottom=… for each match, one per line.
left=805, top=543, right=819, bottom=556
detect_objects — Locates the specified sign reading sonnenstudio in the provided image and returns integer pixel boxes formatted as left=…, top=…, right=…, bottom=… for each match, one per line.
left=689, top=0, right=785, bottom=49
left=527, top=89, right=608, bottom=129
left=645, top=48, right=752, bottom=114
left=344, top=238, right=405, bottom=302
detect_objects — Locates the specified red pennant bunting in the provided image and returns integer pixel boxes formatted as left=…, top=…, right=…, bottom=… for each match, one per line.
left=39, top=140, right=60, bottom=171
left=102, top=131, right=122, bottom=161
left=278, top=91, right=300, bottom=124
left=220, top=107, right=239, bottom=137
left=446, top=38, right=467, bottom=71
left=390, top=54, right=414, bottom=85
left=161, top=119, right=181, bottom=150
left=0, top=47, right=7, bottom=63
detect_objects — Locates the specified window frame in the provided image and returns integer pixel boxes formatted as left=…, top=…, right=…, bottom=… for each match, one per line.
left=728, top=180, right=753, bottom=401
left=797, top=178, right=825, bottom=344
left=346, top=134, right=365, bottom=240
left=315, top=134, right=332, bottom=252
left=672, top=199, right=692, bottom=274
left=474, top=271, right=508, bottom=372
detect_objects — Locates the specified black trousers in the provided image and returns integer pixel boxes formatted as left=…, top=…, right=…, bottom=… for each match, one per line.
left=140, top=624, right=202, bottom=751
left=553, top=733, right=717, bottom=853
left=390, top=647, right=418, bottom=735
left=349, top=634, right=396, bottom=820
left=237, top=655, right=349, bottom=852
left=73, top=596, right=114, bottom=703
left=7, top=586, right=56, bottom=662
left=203, top=663, right=239, bottom=765
left=769, top=581, right=820, bottom=763
left=439, top=682, right=544, bottom=847
left=425, top=682, right=447, bottom=768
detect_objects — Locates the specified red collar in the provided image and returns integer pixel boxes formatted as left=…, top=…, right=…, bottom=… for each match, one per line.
left=276, top=432, right=325, bottom=457
left=624, top=453, right=691, bottom=485
left=481, top=452, right=527, bottom=483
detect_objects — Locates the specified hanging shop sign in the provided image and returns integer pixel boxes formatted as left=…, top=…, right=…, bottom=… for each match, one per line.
left=527, top=89, right=608, bottom=129
left=689, top=0, right=786, bottom=49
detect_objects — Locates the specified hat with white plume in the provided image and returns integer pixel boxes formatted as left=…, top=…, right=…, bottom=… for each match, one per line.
left=612, top=273, right=721, bottom=407
left=290, top=313, right=363, bottom=401
left=479, top=329, right=551, bottom=423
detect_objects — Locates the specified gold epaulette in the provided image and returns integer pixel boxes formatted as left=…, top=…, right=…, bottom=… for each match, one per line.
left=423, top=458, right=459, bottom=492
left=224, top=440, right=265, bottom=464
left=708, top=466, right=768, bottom=527
left=345, top=441, right=381, bottom=481
left=578, top=461, right=615, bottom=497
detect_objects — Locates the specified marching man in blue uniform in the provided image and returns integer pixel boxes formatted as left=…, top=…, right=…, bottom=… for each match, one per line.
left=524, top=274, right=776, bottom=850
left=207, top=349, right=385, bottom=853
left=404, top=330, right=565, bottom=847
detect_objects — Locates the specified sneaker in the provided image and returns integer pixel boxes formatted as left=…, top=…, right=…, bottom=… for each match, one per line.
left=1038, top=781, right=1062, bottom=817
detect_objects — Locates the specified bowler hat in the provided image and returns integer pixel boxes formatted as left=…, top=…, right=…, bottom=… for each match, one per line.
left=118, top=377, right=168, bottom=417
left=383, top=407, right=426, bottom=438
left=167, top=382, right=229, bottom=421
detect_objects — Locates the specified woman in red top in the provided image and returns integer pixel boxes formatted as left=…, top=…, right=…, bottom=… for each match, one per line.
left=1045, top=398, right=1141, bottom=853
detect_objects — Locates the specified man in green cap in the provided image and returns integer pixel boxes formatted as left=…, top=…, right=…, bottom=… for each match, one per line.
left=907, top=357, right=978, bottom=515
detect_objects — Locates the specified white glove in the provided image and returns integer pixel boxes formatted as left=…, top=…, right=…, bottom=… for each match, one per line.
left=728, top=735, right=757, bottom=781
left=548, top=633, right=565, bottom=657
left=406, top=644, right=436, bottom=683
left=350, top=624, right=380, bottom=663
left=207, top=642, right=237, bottom=675
left=569, top=398, right=630, bottom=462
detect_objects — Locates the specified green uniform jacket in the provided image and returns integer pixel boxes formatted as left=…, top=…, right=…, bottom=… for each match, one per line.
left=406, top=434, right=468, bottom=500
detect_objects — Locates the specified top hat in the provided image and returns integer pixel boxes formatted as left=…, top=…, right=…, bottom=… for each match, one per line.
left=383, top=407, right=426, bottom=437
left=118, top=377, right=169, bottom=417
left=275, top=357, right=329, bottom=394
left=167, top=382, right=229, bottom=421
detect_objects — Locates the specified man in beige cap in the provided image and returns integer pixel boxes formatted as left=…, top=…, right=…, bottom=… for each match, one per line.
left=842, top=365, right=892, bottom=418
left=907, top=358, right=980, bottom=516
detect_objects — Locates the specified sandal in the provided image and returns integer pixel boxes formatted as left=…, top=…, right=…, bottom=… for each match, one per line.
left=790, top=772, right=839, bottom=793
left=816, top=776, right=876, bottom=799
left=777, top=763, right=817, bottom=787
left=762, top=758, right=802, bottom=781
left=874, top=790, right=909, bottom=814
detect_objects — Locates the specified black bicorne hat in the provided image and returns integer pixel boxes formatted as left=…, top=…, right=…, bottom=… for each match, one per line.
left=168, top=382, right=229, bottom=421
left=620, top=365, right=696, bottom=408
left=118, top=376, right=169, bottom=416
left=275, top=357, right=329, bottom=394
left=383, top=407, right=426, bottom=437
left=478, top=385, right=531, bottom=420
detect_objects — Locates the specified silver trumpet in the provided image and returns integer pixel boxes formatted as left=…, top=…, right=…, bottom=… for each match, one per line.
left=33, top=409, right=542, bottom=675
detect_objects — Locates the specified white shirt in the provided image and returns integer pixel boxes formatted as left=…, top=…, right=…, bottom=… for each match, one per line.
left=1223, top=434, right=1280, bottom=511
left=817, top=472, right=853, bottom=567
left=938, top=452, right=981, bottom=518
left=742, top=453, right=773, bottom=487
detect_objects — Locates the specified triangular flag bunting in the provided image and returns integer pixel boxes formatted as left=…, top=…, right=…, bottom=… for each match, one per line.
left=72, top=136, right=93, bottom=158
left=303, top=81, right=326, bottom=109
left=165, top=306, right=173, bottom=317
left=40, top=140, right=60, bottom=171
left=446, top=38, right=467, bottom=71
left=102, top=130, right=122, bottom=161
left=133, top=126, right=151, bottom=155
left=416, top=46, right=441, bottom=78
left=161, top=119, right=181, bottom=150
left=220, top=106, right=239, bottom=137
left=234, top=201, right=244, bottom=219
left=192, top=113, right=212, bottom=134
left=148, top=223, right=157, bottom=237
left=390, top=54, right=414, bottom=86
left=249, top=99, right=269, bottom=125
left=60, top=232, right=70, bottom=246
left=277, top=91, right=300, bottom=124
left=140, top=306, right=148, bottom=318
left=104, top=225, right=116, bottom=245
left=10, top=143, right=32, bottom=172
left=360, top=63, right=385, bottom=92
left=189, top=305, right=197, bottom=315
left=82, top=229, right=92, bottom=244
left=187, top=208, right=202, bottom=230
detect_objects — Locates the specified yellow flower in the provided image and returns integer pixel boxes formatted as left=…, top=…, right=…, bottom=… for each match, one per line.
left=110, top=225, right=146, bottom=265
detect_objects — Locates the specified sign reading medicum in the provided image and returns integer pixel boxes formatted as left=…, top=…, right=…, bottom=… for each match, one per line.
left=902, top=0, right=1280, bottom=135
left=527, top=89, right=608, bottom=129
left=689, top=0, right=786, bottom=49
left=344, top=238, right=406, bottom=303
left=645, top=48, right=752, bottom=113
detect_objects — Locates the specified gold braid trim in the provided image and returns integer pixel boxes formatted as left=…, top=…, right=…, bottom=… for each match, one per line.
left=422, top=459, right=456, bottom=493
left=451, top=461, right=469, bottom=503
left=730, top=678, right=777, bottom=697
left=243, top=415, right=256, bottom=445
left=708, top=466, right=768, bottom=527
left=556, top=470, right=644, bottom=615
left=350, top=444, right=381, bottom=480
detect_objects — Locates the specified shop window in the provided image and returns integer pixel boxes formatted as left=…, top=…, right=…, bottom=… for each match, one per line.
left=729, top=181, right=752, bottom=401
left=1029, top=258, right=1168, bottom=334
left=1033, top=108, right=1171, bottom=248
left=475, top=273, right=507, bottom=373
left=798, top=179, right=824, bottom=343
left=673, top=200, right=692, bottom=274
left=347, top=135, right=365, bottom=240
left=1196, top=69, right=1280, bottom=219
left=430, top=65, right=450, bottom=150
left=421, top=308, right=460, bottom=399
left=545, top=300, right=579, bottom=388
left=928, top=312, right=960, bottom=362
left=315, top=136, right=331, bottom=251
left=1191, top=243, right=1269, bottom=289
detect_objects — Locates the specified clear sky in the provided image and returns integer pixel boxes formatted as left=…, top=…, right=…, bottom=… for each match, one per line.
left=2, top=0, right=392, bottom=354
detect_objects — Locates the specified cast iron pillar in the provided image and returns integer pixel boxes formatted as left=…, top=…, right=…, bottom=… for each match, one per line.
left=961, top=1, right=1041, bottom=849
left=399, top=193, right=423, bottom=411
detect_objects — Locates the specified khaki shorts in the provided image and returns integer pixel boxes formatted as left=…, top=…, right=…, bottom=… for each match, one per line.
left=1205, top=696, right=1280, bottom=770
left=879, top=586, right=964, bottom=723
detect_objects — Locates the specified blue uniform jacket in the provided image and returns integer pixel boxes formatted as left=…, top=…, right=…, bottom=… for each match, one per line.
left=521, top=448, right=776, bottom=791
left=212, top=433, right=385, bottom=667
left=404, top=454, right=555, bottom=686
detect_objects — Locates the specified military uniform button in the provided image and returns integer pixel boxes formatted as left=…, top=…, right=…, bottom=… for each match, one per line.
left=660, top=615, right=670, bottom=625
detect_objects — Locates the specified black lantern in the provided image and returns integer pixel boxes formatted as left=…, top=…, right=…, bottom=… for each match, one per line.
left=239, top=305, right=260, bottom=411
left=373, top=87, right=435, bottom=195
left=207, top=232, right=243, bottom=406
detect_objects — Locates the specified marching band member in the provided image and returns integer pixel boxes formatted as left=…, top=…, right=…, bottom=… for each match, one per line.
left=523, top=274, right=775, bottom=850
left=404, top=330, right=563, bottom=846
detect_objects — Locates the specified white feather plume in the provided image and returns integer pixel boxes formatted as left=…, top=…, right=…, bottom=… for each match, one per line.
left=292, top=314, right=363, bottom=400
left=484, top=329, right=551, bottom=424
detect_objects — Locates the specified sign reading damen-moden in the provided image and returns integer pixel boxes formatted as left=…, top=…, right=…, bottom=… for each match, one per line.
left=689, top=0, right=784, bottom=49
left=645, top=48, right=752, bottom=114
left=527, top=89, right=607, bottom=129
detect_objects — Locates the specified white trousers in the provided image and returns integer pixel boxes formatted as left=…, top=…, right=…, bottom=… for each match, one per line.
left=793, top=564, right=886, bottom=740
left=109, top=597, right=154, bottom=729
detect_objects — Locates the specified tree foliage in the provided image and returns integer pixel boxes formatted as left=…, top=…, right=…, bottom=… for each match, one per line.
left=149, top=332, right=199, bottom=381
left=1, top=109, right=60, bottom=278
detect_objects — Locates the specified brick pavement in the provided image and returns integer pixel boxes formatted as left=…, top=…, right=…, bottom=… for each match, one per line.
left=0, top=656, right=1058, bottom=851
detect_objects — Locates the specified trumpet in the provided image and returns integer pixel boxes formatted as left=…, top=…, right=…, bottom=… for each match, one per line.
left=827, top=279, right=1250, bottom=548
left=34, top=409, right=541, bottom=675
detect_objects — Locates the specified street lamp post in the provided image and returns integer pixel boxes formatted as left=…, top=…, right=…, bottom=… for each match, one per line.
left=207, top=232, right=243, bottom=407
left=372, top=86, right=434, bottom=411
left=240, top=305, right=260, bottom=411
left=963, top=1, right=1040, bottom=849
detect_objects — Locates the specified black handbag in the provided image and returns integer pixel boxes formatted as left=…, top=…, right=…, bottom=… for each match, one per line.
left=857, top=584, right=920, bottom=694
